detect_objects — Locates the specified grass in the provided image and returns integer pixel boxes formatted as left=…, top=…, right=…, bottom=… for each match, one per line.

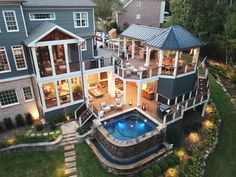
left=76, top=143, right=120, bottom=177
left=0, top=149, right=64, bottom=177
left=204, top=76, right=236, bottom=177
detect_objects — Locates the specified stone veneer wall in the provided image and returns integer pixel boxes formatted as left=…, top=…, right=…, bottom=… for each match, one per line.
left=94, top=126, right=165, bottom=159
left=0, top=76, right=40, bottom=122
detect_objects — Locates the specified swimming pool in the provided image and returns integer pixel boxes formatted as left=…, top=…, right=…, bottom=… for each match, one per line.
left=102, top=110, right=158, bottom=141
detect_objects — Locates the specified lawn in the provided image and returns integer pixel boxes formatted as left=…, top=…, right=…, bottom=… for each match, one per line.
left=76, top=143, right=120, bottom=177
left=0, top=149, right=64, bottom=177
left=205, top=76, right=236, bottom=177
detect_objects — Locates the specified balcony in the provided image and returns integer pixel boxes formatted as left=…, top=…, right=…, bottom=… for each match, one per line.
left=82, top=57, right=114, bottom=71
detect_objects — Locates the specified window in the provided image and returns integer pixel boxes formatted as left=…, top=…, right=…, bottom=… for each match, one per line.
left=12, top=45, right=27, bottom=70
left=81, top=41, right=87, bottom=51
left=136, top=14, right=141, bottom=20
left=0, top=89, right=19, bottom=107
left=3, top=11, right=19, bottom=32
left=137, top=1, right=141, bottom=7
left=23, top=87, right=34, bottom=102
left=0, top=47, right=11, bottom=73
left=73, top=12, right=88, bottom=28
left=29, top=12, right=56, bottom=21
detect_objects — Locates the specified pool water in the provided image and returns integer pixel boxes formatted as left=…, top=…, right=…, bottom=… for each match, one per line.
left=103, top=110, right=157, bottom=141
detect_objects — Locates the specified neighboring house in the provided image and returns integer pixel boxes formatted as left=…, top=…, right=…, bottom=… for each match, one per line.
left=0, top=0, right=96, bottom=121
left=115, top=0, right=166, bottom=29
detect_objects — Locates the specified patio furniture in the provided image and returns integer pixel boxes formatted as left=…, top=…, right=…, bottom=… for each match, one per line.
left=157, top=104, right=171, bottom=116
left=100, top=102, right=111, bottom=113
left=89, top=88, right=104, bottom=98
left=115, top=98, right=123, bottom=110
left=99, top=111, right=105, bottom=118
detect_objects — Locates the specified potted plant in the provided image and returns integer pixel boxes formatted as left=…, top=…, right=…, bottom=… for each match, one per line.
left=73, top=85, right=82, bottom=99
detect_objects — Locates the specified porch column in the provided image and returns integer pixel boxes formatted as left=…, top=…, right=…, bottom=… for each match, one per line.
left=108, top=71, right=116, bottom=97
left=201, top=102, right=207, bottom=117
left=31, top=47, right=40, bottom=79
left=145, top=46, right=150, bottom=67
left=117, top=39, right=120, bottom=57
left=174, top=51, right=180, bottom=77
left=123, top=81, right=126, bottom=105
left=131, top=39, right=135, bottom=59
left=54, top=80, right=60, bottom=106
left=137, top=83, right=141, bottom=107
left=48, top=45, right=56, bottom=76
left=158, top=50, right=164, bottom=75
left=123, top=37, right=127, bottom=52
left=38, top=83, right=47, bottom=111
left=83, top=75, right=89, bottom=99
left=68, top=78, right=73, bottom=102
left=193, top=48, right=200, bottom=72
left=63, top=44, right=70, bottom=73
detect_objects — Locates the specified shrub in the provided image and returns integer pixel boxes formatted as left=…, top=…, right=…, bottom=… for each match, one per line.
left=77, top=123, right=91, bottom=135
left=34, top=120, right=43, bottom=131
left=152, top=164, right=161, bottom=177
left=143, top=169, right=153, bottom=177
left=171, top=153, right=180, bottom=165
left=49, top=120, right=57, bottom=130
left=0, top=122, right=5, bottom=133
left=3, top=117, right=14, bottom=130
left=166, top=158, right=175, bottom=167
left=159, top=161, right=169, bottom=172
left=25, top=112, right=33, bottom=125
left=179, top=171, right=186, bottom=177
left=15, top=114, right=25, bottom=127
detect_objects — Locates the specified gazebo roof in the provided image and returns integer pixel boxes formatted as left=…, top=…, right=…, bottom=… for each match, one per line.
left=121, top=25, right=205, bottom=50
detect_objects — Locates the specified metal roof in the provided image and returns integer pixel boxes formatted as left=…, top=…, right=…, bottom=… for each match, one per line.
left=23, top=0, right=96, bottom=7
left=0, top=0, right=26, bottom=2
left=144, top=25, right=205, bottom=50
left=121, top=24, right=164, bottom=41
left=122, top=25, right=205, bottom=50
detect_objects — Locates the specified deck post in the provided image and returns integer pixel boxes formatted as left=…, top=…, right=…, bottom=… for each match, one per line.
left=48, top=45, right=56, bottom=76
left=54, top=80, right=60, bottom=106
left=145, top=46, right=150, bottom=67
left=123, top=37, right=127, bottom=52
left=63, top=44, right=70, bottom=73
left=193, top=48, right=200, bottom=72
left=131, top=39, right=135, bottom=59
left=201, top=102, right=207, bottom=117
left=31, top=47, right=40, bottom=79
left=174, top=51, right=180, bottom=77
left=123, top=81, right=127, bottom=105
left=158, top=50, right=164, bottom=75
left=108, top=71, right=116, bottom=97
left=83, top=75, right=89, bottom=100
left=137, top=84, right=141, bottom=107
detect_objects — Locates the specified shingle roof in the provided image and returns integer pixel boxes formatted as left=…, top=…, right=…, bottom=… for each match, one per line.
left=23, top=0, right=96, bottom=7
left=122, top=24, right=205, bottom=50
left=24, top=22, right=56, bottom=46
left=121, top=24, right=163, bottom=41
left=24, top=22, right=85, bottom=46
left=144, top=25, right=205, bottom=50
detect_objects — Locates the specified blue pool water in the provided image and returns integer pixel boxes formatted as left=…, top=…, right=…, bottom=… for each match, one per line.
left=103, top=110, right=157, bottom=141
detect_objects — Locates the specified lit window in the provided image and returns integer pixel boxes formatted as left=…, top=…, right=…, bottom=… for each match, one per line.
left=81, top=41, right=87, bottom=51
left=137, top=1, right=141, bottom=7
left=29, top=12, right=56, bottom=21
left=73, top=12, right=88, bottom=28
left=3, top=11, right=19, bottom=32
left=136, top=14, right=141, bottom=20
left=12, top=45, right=27, bottom=70
left=0, top=89, right=19, bottom=107
left=23, top=87, right=34, bottom=102
left=0, top=47, right=11, bottom=73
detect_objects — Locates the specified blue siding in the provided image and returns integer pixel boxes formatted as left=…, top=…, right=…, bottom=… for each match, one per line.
left=82, top=38, right=93, bottom=60
left=23, top=8, right=95, bottom=37
left=0, top=5, right=33, bottom=80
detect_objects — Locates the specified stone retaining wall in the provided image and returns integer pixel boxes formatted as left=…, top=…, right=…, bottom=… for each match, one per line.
left=94, top=126, right=165, bottom=159
left=0, top=135, right=62, bottom=155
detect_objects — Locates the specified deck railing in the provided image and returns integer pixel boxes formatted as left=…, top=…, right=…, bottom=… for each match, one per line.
left=82, top=57, right=114, bottom=70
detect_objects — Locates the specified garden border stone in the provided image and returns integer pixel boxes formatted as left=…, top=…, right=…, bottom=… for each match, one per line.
left=0, top=135, right=62, bottom=155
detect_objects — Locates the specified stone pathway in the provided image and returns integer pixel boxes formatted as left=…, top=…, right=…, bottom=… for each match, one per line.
left=61, top=121, right=79, bottom=177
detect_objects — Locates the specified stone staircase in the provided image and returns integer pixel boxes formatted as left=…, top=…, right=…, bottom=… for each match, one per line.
left=60, top=121, right=79, bottom=177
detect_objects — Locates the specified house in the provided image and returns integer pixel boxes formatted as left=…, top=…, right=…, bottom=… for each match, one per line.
left=0, top=0, right=96, bottom=121
left=115, top=0, right=166, bottom=29
left=0, top=0, right=209, bottom=130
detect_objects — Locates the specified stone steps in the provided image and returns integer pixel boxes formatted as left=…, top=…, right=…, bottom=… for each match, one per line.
left=65, top=156, right=76, bottom=163
left=63, top=133, right=77, bottom=138
left=64, top=144, right=75, bottom=151
left=65, top=151, right=76, bottom=157
left=65, top=161, right=76, bottom=168
left=60, top=140, right=78, bottom=146
left=65, top=167, right=77, bottom=175
left=62, top=136, right=76, bottom=142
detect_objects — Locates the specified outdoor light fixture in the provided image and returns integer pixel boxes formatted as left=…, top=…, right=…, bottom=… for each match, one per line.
left=166, top=168, right=177, bottom=177
left=188, top=132, right=200, bottom=143
left=104, top=121, right=107, bottom=125
left=203, top=120, right=213, bottom=129
left=129, top=99, right=133, bottom=106
left=144, top=119, right=147, bottom=123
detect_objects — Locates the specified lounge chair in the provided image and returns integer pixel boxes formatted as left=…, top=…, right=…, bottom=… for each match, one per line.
left=115, top=98, right=123, bottom=110
left=100, top=102, right=111, bottom=113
